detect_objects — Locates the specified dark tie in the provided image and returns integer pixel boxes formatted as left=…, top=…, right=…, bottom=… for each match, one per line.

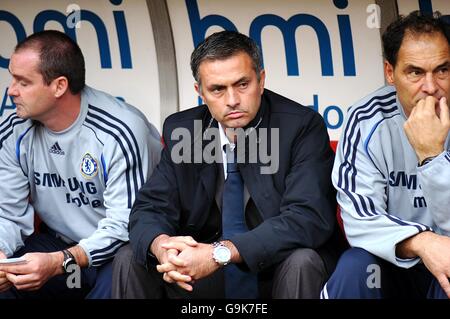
left=222, top=146, right=259, bottom=298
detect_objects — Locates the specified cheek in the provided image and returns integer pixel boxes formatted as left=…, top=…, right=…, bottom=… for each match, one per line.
left=208, top=104, right=225, bottom=119
left=438, top=79, right=450, bottom=92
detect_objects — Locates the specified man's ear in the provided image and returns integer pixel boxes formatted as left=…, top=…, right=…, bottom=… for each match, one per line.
left=53, top=76, right=69, bottom=98
left=194, top=82, right=204, bottom=100
left=384, top=60, right=395, bottom=85
left=259, top=69, right=266, bottom=94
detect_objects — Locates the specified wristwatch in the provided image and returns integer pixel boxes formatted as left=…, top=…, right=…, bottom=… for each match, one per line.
left=212, top=241, right=231, bottom=266
left=62, top=249, right=77, bottom=273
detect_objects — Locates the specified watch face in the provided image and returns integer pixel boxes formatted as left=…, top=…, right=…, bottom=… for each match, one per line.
left=214, top=246, right=231, bottom=264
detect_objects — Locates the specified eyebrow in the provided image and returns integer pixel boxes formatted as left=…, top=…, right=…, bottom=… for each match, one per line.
left=434, top=61, right=450, bottom=70
left=207, top=76, right=250, bottom=90
left=232, top=76, right=250, bottom=86
left=8, top=68, right=30, bottom=82
left=404, top=61, right=450, bottom=72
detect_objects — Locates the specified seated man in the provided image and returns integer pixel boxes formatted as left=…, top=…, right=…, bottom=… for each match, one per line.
left=0, top=30, right=161, bottom=298
left=113, top=30, right=343, bottom=299
left=322, top=11, right=450, bottom=299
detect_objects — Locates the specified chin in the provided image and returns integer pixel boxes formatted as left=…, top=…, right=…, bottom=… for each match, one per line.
left=229, top=120, right=249, bottom=129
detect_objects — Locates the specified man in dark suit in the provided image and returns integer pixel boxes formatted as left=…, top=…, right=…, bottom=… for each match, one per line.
left=112, top=31, right=342, bottom=298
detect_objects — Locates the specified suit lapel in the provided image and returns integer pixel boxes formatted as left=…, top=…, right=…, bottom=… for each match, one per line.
left=239, top=92, right=281, bottom=219
left=192, top=113, right=221, bottom=227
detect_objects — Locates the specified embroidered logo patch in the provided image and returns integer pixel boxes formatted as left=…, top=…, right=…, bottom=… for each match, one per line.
left=80, top=153, right=98, bottom=179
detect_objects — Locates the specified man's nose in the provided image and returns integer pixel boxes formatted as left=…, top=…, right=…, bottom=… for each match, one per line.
left=226, top=88, right=240, bottom=108
left=422, top=73, right=438, bottom=95
left=7, top=80, right=18, bottom=97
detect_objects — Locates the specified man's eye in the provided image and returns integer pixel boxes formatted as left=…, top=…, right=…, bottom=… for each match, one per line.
left=406, top=70, right=423, bottom=80
left=436, top=67, right=449, bottom=78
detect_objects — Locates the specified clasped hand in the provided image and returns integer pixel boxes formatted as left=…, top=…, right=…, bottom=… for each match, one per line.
left=154, top=236, right=219, bottom=291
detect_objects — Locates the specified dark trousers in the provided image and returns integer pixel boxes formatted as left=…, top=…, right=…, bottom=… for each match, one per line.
left=0, top=232, right=112, bottom=299
left=321, top=247, right=447, bottom=299
left=112, top=244, right=332, bottom=299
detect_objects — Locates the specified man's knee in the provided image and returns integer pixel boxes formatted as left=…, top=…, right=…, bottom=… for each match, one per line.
left=333, top=247, right=380, bottom=278
left=284, top=248, right=324, bottom=271
left=321, top=247, right=383, bottom=299
left=272, top=248, right=327, bottom=298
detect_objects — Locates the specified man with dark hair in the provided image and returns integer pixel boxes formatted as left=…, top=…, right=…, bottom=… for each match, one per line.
left=112, top=30, right=342, bottom=299
left=0, top=30, right=161, bottom=298
left=321, top=11, right=450, bottom=299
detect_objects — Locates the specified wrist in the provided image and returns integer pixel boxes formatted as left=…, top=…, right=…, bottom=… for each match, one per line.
left=221, top=240, right=242, bottom=263
left=418, top=155, right=439, bottom=167
left=51, top=251, right=65, bottom=276
left=417, top=150, right=442, bottom=164
left=397, top=231, right=433, bottom=259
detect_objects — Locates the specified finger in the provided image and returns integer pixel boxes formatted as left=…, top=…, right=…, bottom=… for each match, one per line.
left=163, top=248, right=179, bottom=264
left=424, top=96, right=437, bottom=113
left=166, top=248, right=179, bottom=257
left=439, top=97, right=450, bottom=125
left=436, top=274, right=450, bottom=299
left=161, top=241, right=192, bottom=252
left=167, top=254, right=188, bottom=267
left=0, top=264, right=28, bottom=275
left=156, top=262, right=176, bottom=273
left=166, top=270, right=192, bottom=283
left=5, top=273, right=35, bottom=286
left=5, top=273, right=18, bottom=285
left=414, top=98, right=426, bottom=112
left=181, top=236, right=198, bottom=246
left=176, top=281, right=193, bottom=292
left=162, top=272, right=174, bottom=284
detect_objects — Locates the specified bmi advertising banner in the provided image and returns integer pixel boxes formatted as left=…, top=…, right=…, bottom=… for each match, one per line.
left=168, top=0, right=386, bottom=141
left=1, top=0, right=447, bottom=140
left=0, top=0, right=161, bottom=130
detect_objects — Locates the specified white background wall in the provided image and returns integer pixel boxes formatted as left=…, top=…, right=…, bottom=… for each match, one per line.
left=0, top=0, right=161, bottom=129
left=1, top=0, right=449, bottom=141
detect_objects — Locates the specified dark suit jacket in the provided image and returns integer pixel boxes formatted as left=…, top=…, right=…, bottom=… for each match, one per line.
left=129, top=89, right=340, bottom=273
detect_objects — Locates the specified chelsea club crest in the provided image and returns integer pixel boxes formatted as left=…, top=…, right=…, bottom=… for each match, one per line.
left=80, top=153, right=98, bottom=179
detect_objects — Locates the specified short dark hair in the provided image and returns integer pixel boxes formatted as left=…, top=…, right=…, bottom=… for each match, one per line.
left=190, top=31, right=263, bottom=86
left=15, top=30, right=85, bottom=94
left=382, top=10, right=450, bottom=67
